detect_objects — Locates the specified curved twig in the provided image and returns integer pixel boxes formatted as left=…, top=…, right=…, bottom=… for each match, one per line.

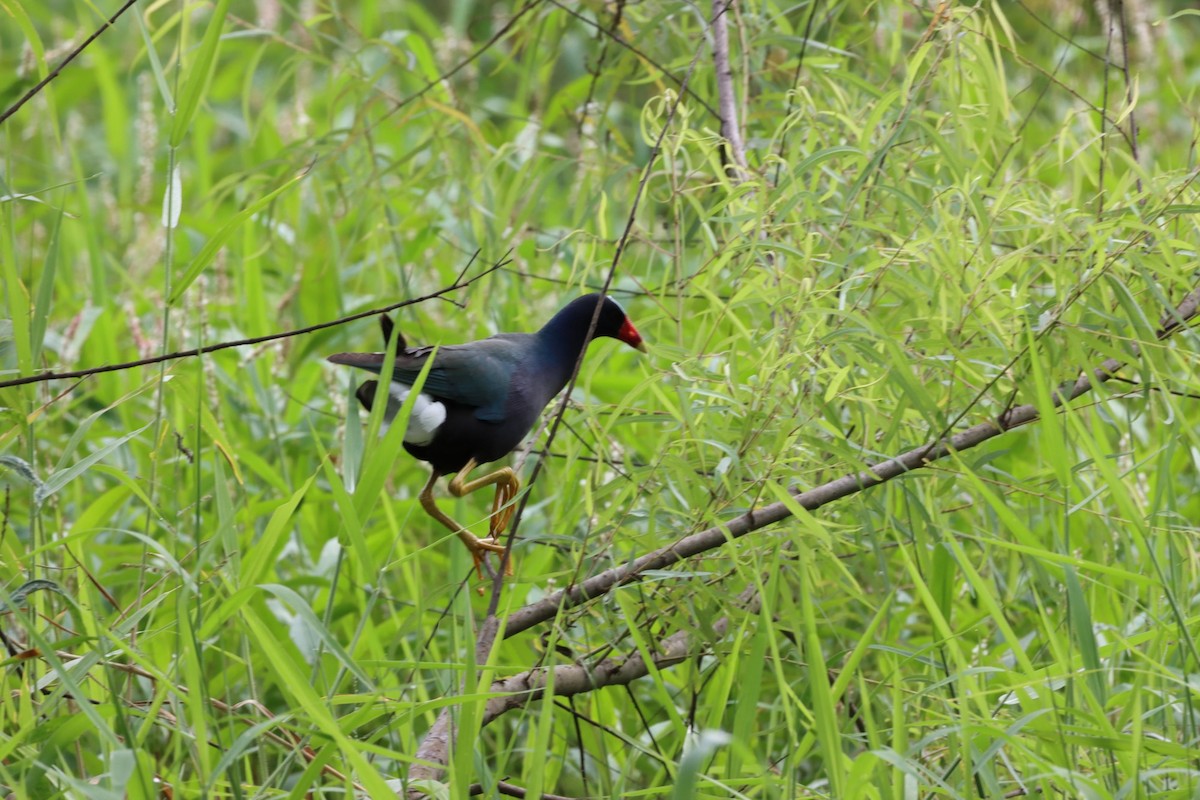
left=0, top=0, right=140, bottom=127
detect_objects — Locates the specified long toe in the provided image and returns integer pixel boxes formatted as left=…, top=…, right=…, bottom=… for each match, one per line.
left=490, top=500, right=512, bottom=537
left=490, top=482, right=518, bottom=537
left=474, top=535, right=513, bottom=577
left=474, top=535, right=506, bottom=554
left=466, top=537, right=503, bottom=580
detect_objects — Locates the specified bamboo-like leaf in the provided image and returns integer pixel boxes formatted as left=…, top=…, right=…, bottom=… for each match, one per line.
left=798, top=546, right=845, bottom=797
left=35, top=423, right=151, bottom=506
left=30, top=208, right=60, bottom=361
left=167, top=166, right=309, bottom=305
left=239, top=604, right=397, bottom=798
left=161, top=163, right=182, bottom=229
left=169, top=0, right=234, bottom=147
left=259, top=583, right=374, bottom=686
left=238, top=472, right=316, bottom=588
left=1064, top=566, right=1107, bottom=707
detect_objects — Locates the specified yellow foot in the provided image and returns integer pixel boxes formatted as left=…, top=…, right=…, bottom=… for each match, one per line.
left=466, top=534, right=512, bottom=578
left=423, top=464, right=519, bottom=581
left=489, top=480, right=518, bottom=539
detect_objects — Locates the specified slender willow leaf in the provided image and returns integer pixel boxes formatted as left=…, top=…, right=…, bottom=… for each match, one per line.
left=31, top=208, right=61, bottom=361
left=169, top=0, right=233, bottom=147
left=35, top=423, right=152, bottom=506
left=167, top=166, right=308, bottom=305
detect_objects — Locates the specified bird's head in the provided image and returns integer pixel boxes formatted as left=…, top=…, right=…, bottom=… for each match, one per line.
left=557, top=293, right=647, bottom=352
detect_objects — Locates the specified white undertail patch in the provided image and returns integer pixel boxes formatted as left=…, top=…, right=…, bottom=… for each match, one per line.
left=384, top=382, right=447, bottom=446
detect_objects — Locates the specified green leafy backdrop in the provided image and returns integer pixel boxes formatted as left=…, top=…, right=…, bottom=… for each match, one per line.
left=2, top=0, right=1200, bottom=797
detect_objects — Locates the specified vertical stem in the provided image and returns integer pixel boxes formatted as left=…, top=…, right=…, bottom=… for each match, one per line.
left=711, top=0, right=748, bottom=179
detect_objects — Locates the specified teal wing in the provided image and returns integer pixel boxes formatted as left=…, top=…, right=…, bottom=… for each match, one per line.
left=327, top=334, right=528, bottom=422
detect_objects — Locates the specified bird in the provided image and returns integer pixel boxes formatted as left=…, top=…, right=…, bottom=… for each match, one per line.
left=328, top=294, right=647, bottom=575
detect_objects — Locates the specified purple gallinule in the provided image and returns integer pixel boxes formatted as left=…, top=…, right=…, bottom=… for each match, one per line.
left=329, top=294, right=646, bottom=574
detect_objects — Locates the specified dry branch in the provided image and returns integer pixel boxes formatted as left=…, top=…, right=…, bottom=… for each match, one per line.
left=402, top=277, right=1199, bottom=794
left=483, top=584, right=760, bottom=726
left=468, top=781, right=578, bottom=800
left=500, top=281, right=1200, bottom=640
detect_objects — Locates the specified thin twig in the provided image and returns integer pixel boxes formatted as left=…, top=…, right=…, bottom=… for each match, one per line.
left=483, top=585, right=760, bottom=723
left=547, top=0, right=721, bottom=122
left=771, top=0, right=821, bottom=186
left=0, top=257, right=506, bottom=390
left=0, top=0, right=140, bottom=127
left=368, top=1, right=544, bottom=133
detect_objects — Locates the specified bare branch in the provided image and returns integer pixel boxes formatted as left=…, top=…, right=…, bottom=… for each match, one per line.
left=468, top=780, right=579, bottom=800
left=548, top=0, right=721, bottom=122
left=0, top=256, right=507, bottom=391
left=368, top=1, right=545, bottom=133
left=711, top=0, right=748, bottom=178
left=0, top=0, right=140, bottom=127
left=500, top=277, right=1200, bottom=640
left=483, top=585, right=760, bottom=726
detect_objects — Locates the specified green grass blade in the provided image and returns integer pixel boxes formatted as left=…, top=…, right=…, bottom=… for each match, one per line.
left=167, top=166, right=308, bottom=305
left=169, top=0, right=233, bottom=147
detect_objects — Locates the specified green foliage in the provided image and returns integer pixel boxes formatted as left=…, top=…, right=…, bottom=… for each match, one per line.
left=3, top=0, right=1200, bottom=798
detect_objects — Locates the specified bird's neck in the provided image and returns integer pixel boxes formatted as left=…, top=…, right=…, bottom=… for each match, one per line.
left=534, top=310, right=597, bottom=395
left=535, top=329, right=591, bottom=390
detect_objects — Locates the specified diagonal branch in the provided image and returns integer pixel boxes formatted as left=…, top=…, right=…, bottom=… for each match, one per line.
left=483, top=585, right=760, bottom=726
left=500, top=279, right=1200, bottom=640
left=0, top=255, right=507, bottom=391
left=0, top=0, right=140, bottom=127
left=547, top=0, right=721, bottom=122
left=455, top=277, right=1200, bottom=736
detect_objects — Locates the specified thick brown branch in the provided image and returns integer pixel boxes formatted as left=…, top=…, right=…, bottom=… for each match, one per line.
left=404, top=279, right=1199, bottom=794
left=483, top=585, right=760, bottom=726
left=502, top=278, right=1200, bottom=640
left=468, top=780, right=578, bottom=800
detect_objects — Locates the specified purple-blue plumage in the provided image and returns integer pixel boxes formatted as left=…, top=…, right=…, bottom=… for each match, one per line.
left=329, top=294, right=645, bottom=474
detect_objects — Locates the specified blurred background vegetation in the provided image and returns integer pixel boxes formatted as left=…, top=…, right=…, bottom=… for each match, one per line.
left=3, top=0, right=1200, bottom=797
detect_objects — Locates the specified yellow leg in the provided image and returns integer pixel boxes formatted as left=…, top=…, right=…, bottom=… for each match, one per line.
left=419, top=469, right=506, bottom=578
left=448, top=458, right=521, bottom=576
left=418, top=461, right=520, bottom=577
left=449, top=458, right=522, bottom=538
